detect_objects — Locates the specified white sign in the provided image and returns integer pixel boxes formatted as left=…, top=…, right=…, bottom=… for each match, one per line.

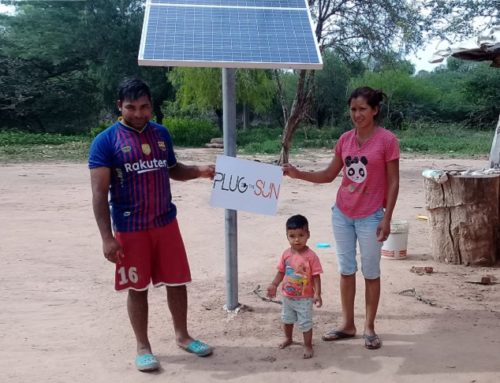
left=210, top=155, right=282, bottom=215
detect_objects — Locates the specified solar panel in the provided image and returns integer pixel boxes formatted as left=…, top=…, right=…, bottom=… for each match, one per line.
left=138, top=0, right=322, bottom=69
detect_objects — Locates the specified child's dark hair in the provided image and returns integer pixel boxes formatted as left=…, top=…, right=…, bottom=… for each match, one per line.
left=117, top=78, right=152, bottom=103
left=347, top=86, right=387, bottom=118
left=286, top=214, right=309, bottom=231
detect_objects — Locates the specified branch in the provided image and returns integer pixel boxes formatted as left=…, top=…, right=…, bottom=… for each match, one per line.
left=274, top=70, right=289, bottom=123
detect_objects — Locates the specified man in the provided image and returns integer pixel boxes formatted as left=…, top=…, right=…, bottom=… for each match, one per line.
left=89, top=78, right=214, bottom=372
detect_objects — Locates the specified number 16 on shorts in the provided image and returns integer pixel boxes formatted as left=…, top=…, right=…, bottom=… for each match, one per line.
left=116, top=266, right=140, bottom=290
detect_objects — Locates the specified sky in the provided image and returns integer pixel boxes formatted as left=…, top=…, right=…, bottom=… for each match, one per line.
left=0, top=4, right=14, bottom=15
left=408, top=42, right=446, bottom=72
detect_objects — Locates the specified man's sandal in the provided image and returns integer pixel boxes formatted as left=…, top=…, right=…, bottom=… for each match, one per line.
left=135, top=353, right=160, bottom=372
left=178, top=339, right=213, bottom=357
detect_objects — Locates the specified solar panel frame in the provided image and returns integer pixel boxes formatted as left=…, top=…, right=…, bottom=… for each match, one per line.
left=150, top=0, right=306, bottom=7
left=138, top=0, right=323, bottom=69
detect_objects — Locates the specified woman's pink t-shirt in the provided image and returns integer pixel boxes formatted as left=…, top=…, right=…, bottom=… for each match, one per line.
left=334, top=127, right=400, bottom=219
left=277, top=247, right=323, bottom=299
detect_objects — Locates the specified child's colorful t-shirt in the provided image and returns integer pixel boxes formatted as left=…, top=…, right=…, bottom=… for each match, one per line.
left=334, top=127, right=399, bottom=219
left=277, top=248, right=323, bottom=298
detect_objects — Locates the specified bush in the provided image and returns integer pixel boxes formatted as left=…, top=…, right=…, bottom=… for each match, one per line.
left=0, top=129, right=88, bottom=146
left=164, top=118, right=219, bottom=147
left=240, top=140, right=282, bottom=154
left=397, top=121, right=491, bottom=155
left=90, top=122, right=111, bottom=138
left=237, top=126, right=281, bottom=146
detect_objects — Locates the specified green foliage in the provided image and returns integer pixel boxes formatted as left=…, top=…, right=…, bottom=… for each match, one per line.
left=295, top=125, right=343, bottom=148
left=0, top=130, right=87, bottom=146
left=462, top=63, right=500, bottom=126
left=168, top=68, right=221, bottom=112
left=0, top=130, right=91, bottom=162
left=164, top=118, right=219, bottom=147
left=313, top=1, right=428, bottom=59
left=398, top=121, right=492, bottom=155
left=413, top=60, right=500, bottom=128
left=1, top=0, right=498, bottom=142
left=240, top=140, right=282, bottom=154
left=0, top=1, right=171, bottom=132
left=350, top=69, right=441, bottom=126
left=427, top=1, right=499, bottom=38
left=167, top=67, right=276, bottom=119
left=0, top=122, right=492, bottom=162
left=313, top=51, right=351, bottom=127
left=237, top=126, right=282, bottom=149
left=237, top=125, right=343, bottom=154
left=90, top=122, right=112, bottom=138
left=236, top=70, right=276, bottom=114
left=0, top=2, right=100, bottom=131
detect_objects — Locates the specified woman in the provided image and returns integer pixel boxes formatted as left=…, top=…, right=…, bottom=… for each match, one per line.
left=282, top=86, right=399, bottom=350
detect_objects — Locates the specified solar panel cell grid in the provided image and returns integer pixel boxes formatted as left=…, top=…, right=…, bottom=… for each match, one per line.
left=139, top=0, right=322, bottom=69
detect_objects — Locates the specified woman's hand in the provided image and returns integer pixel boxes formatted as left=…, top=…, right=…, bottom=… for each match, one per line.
left=282, top=163, right=300, bottom=178
left=376, top=216, right=391, bottom=242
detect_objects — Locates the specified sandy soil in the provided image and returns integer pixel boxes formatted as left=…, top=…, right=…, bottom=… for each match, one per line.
left=1, top=148, right=499, bottom=383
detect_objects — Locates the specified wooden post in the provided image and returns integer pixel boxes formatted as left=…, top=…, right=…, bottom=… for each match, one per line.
left=424, top=174, right=500, bottom=266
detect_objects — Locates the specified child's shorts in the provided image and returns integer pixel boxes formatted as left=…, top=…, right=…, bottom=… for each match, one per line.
left=114, top=219, right=191, bottom=291
left=281, top=297, right=313, bottom=332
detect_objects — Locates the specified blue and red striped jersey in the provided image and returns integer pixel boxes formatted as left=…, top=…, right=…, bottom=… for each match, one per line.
left=89, top=121, right=178, bottom=232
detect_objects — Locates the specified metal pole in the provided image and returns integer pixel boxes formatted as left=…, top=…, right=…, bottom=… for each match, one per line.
left=222, top=68, right=239, bottom=310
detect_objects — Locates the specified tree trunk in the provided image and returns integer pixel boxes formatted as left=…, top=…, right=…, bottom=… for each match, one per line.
left=424, top=174, right=500, bottom=266
left=279, top=108, right=303, bottom=164
left=278, top=70, right=314, bottom=165
left=489, top=114, right=500, bottom=168
left=153, top=101, right=164, bottom=124
left=215, top=108, right=223, bottom=132
left=242, top=102, right=249, bottom=131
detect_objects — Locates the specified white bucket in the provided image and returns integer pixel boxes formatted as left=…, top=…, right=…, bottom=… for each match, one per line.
left=381, top=220, right=409, bottom=259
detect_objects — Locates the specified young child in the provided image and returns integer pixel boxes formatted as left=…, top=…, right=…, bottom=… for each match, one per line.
left=267, top=214, right=323, bottom=359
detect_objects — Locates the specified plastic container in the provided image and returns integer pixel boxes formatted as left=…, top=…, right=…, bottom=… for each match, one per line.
left=381, top=220, right=409, bottom=259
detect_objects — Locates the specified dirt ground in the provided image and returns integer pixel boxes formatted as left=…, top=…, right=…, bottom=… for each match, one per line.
left=1, top=148, right=499, bottom=383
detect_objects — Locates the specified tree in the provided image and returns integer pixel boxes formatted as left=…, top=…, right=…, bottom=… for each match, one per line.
left=463, top=62, right=500, bottom=126
left=0, top=2, right=99, bottom=131
left=168, top=67, right=276, bottom=129
left=0, top=0, right=171, bottom=132
left=351, top=69, right=443, bottom=126
left=426, top=0, right=499, bottom=40
left=278, top=0, right=428, bottom=163
left=278, top=0, right=499, bottom=163
left=313, top=50, right=352, bottom=128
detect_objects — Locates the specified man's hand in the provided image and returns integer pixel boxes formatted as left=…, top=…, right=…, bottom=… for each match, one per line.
left=102, top=237, right=124, bottom=264
left=199, top=164, right=215, bottom=179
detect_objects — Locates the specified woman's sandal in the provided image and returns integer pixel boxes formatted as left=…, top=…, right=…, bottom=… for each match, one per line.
left=322, top=329, right=356, bottom=341
left=363, top=334, right=382, bottom=350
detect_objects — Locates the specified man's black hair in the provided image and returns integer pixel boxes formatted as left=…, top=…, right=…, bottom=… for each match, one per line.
left=117, top=78, right=152, bottom=102
left=286, top=214, right=309, bottom=231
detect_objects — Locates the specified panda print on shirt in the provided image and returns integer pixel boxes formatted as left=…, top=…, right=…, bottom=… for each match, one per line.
left=345, top=156, right=368, bottom=183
